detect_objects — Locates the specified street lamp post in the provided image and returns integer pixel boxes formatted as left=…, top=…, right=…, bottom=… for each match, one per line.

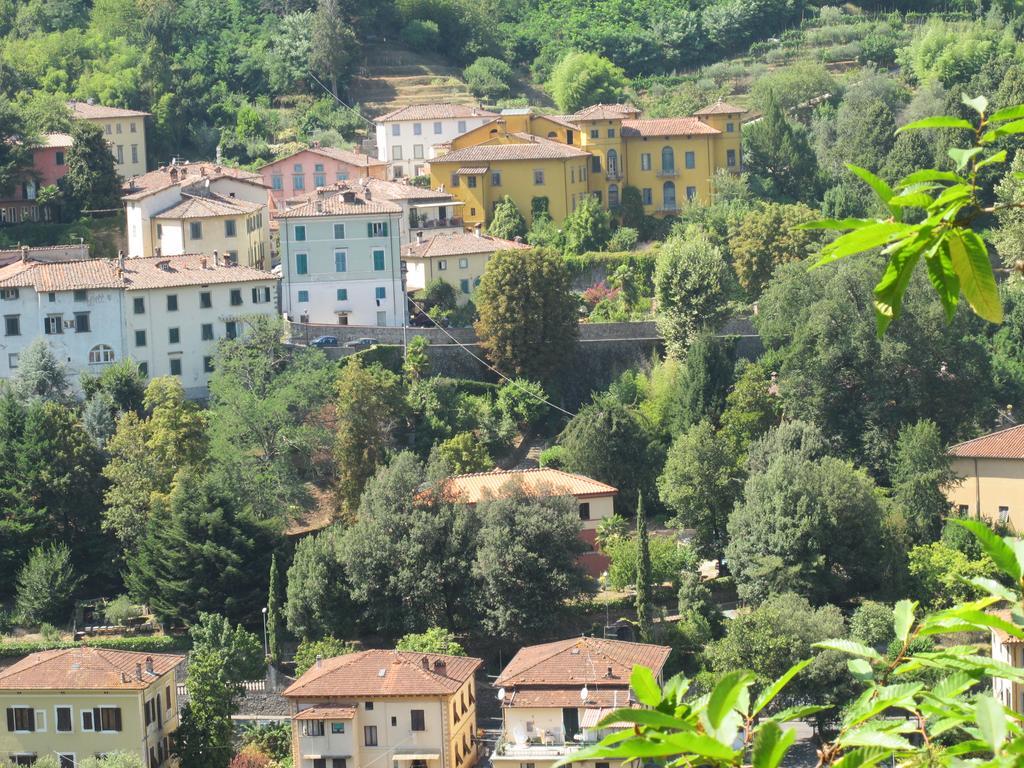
left=261, top=606, right=269, bottom=658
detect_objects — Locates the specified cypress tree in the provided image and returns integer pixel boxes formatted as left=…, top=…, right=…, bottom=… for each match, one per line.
left=635, top=491, right=653, bottom=643
left=267, top=553, right=281, bottom=664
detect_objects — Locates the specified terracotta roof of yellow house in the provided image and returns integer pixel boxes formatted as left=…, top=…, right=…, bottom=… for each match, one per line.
left=0, top=647, right=182, bottom=690
left=404, top=231, right=529, bottom=259
left=377, top=104, right=498, bottom=123
left=0, top=254, right=277, bottom=292
left=154, top=192, right=263, bottom=219
left=122, top=162, right=267, bottom=200
left=621, top=118, right=720, bottom=137
left=284, top=650, right=482, bottom=698
left=444, top=468, right=617, bottom=504
left=69, top=101, right=150, bottom=119
left=495, top=636, right=670, bottom=688
left=694, top=100, right=747, bottom=115
left=433, top=135, right=589, bottom=163
left=572, top=104, right=641, bottom=121
left=948, top=424, right=1024, bottom=459
left=359, top=178, right=455, bottom=201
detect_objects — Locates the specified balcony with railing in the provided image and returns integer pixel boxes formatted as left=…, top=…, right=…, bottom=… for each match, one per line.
left=605, top=169, right=623, bottom=181
left=656, top=167, right=678, bottom=177
left=492, top=734, right=599, bottom=761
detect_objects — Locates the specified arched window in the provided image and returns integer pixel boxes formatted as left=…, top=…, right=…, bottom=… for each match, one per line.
left=661, top=146, right=675, bottom=172
left=663, top=181, right=676, bottom=210
left=606, top=149, right=618, bottom=177
left=88, top=344, right=115, bottom=364
left=547, top=131, right=558, bottom=138
left=608, top=184, right=619, bottom=207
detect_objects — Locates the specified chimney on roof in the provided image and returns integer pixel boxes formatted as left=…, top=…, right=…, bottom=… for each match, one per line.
left=146, top=657, right=154, bottom=674
left=87, top=97, right=95, bottom=106
left=121, top=672, right=130, bottom=683
left=154, top=247, right=161, bottom=258
left=200, top=255, right=208, bottom=269
left=416, top=231, right=423, bottom=245
left=117, top=250, right=125, bottom=270
left=135, top=663, right=143, bottom=681
left=422, top=656, right=430, bottom=670
left=20, top=245, right=28, bottom=263
left=605, top=666, right=614, bottom=678
left=513, top=235, right=523, bottom=243
left=474, top=223, right=482, bottom=238
left=200, top=167, right=207, bottom=177
left=213, top=249, right=220, bottom=267
left=315, top=655, right=323, bottom=669
left=433, top=659, right=446, bottom=675
left=364, top=187, right=372, bottom=200
left=311, top=140, right=320, bottom=149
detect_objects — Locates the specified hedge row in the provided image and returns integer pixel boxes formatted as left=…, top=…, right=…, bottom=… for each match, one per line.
left=563, top=250, right=658, bottom=284
left=0, top=634, right=190, bottom=658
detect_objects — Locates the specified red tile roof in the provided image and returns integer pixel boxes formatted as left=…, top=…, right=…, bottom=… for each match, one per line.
left=122, top=163, right=267, bottom=200
left=69, top=101, right=149, bottom=119
left=444, top=468, right=617, bottom=504
left=495, top=637, right=670, bottom=688
left=37, top=133, right=74, bottom=149
left=294, top=706, right=358, bottom=721
left=276, top=186, right=403, bottom=218
left=360, top=178, right=455, bottom=202
left=0, top=254, right=277, bottom=292
left=403, top=232, right=529, bottom=260
left=433, top=135, right=589, bottom=163
left=154, top=192, right=263, bottom=219
left=284, top=650, right=482, bottom=699
left=693, top=101, right=747, bottom=116
left=948, top=424, right=1024, bottom=459
left=621, top=118, right=720, bottom=137
left=572, top=104, right=641, bottom=121
left=260, top=146, right=387, bottom=171
left=377, top=104, right=498, bottom=123
left=0, top=647, right=182, bottom=690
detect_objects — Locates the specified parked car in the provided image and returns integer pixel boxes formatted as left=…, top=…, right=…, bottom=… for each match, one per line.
left=310, top=335, right=339, bottom=348
left=343, top=337, right=378, bottom=350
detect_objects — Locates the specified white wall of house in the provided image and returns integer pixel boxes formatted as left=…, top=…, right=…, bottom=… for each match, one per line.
left=376, top=117, right=494, bottom=179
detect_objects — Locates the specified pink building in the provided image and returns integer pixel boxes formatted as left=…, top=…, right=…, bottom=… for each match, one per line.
left=259, top=144, right=388, bottom=212
left=0, top=133, right=73, bottom=224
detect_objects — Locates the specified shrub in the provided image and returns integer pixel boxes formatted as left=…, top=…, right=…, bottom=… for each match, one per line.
left=104, top=595, right=142, bottom=626
left=396, top=627, right=466, bottom=655
left=229, top=747, right=272, bottom=768
left=849, top=601, right=895, bottom=648
left=605, top=536, right=697, bottom=590
left=400, top=19, right=440, bottom=51
left=607, top=227, right=639, bottom=252
left=538, top=445, right=564, bottom=468
left=496, top=378, right=549, bottom=428
left=241, top=721, right=292, bottom=760
left=39, top=623, right=61, bottom=642
left=294, top=637, right=357, bottom=676
left=16, top=543, right=82, bottom=627
left=464, top=57, right=515, bottom=102
left=435, top=431, right=492, bottom=474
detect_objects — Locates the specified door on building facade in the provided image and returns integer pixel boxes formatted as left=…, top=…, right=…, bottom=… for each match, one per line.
left=562, top=706, right=580, bottom=743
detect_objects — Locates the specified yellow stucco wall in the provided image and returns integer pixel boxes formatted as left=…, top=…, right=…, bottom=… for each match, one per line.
left=153, top=210, right=270, bottom=268
left=946, top=456, right=1024, bottom=531
left=412, top=251, right=493, bottom=305
left=82, top=115, right=148, bottom=179
left=0, top=672, right=178, bottom=763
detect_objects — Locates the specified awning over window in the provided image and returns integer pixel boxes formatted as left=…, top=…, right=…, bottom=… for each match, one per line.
left=454, top=167, right=488, bottom=175
left=392, top=754, right=441, bottom=761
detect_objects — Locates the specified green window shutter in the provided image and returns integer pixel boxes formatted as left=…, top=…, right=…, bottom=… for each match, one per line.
left=367, top=222, right=373, bottom=237
left=382, top=222, right=388, bottom=236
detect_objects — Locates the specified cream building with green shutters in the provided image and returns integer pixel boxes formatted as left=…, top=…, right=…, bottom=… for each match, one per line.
left=0, top=647, right=183, bottom=767
left=277, top=185, right=405, bottom=327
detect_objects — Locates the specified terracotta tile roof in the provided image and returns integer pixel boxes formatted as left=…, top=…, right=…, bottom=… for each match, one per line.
left=991, top=609, right=1024, bottom=644
left=276, top=186, right=403, bottom=218
left=495, top=637, right=670, bottom=688
left=37, top=132, right=74, bottom=149
left=283, top=650, right=482, bottom=699
left=122, top=163, right=267, bottom=200
left=404, top=232, right=529, bottom=260
left=572, top=104, right=641, bottom=121
left=694, top=101, right=747, bottom=116
left=0, top=254, right=277, bottom=292
left=294, top=706, right=358, bottom=721
left=376, top=104, right=498, bottom=123
left=948, top=424, right=1024, bottom=459
left=69, top=101, right=149, bottom=119
left=309, top=146, right=388, bottom=168
left=537, top=114, right=581, bottom=130
left=621, top=118, right=720, bottom=137
left=504, top=687, right=635, bottom=709
left=154, top=192, right=263, bottom=219
left=433, top=136, right=589, bottom=164
left=444, top=468, right=616, bottom=505
left=360, top=178, right=455, bottom=202
left=0, top=647, right=182, bottom=690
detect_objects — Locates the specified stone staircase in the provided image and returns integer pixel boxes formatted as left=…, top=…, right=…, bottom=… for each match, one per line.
left=351, top=45, right=481, bottom=116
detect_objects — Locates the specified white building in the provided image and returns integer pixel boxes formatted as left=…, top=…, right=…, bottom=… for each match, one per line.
left=277, top=185, right=405, bottom=327
left=358, top=177, right=464, bottom=245
left=0, top=253, right=278, bottom=397
left=375, top=104, right=497, bottom=179
left=122, top=162, right=270, bottom=264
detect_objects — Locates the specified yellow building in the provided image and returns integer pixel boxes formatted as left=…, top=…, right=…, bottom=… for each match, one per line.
left=992, top=610, right=1024, bottom=713
left=427, top=133, right=591, bottom=228
left=492, top=637, right=671, bottom=768
left=429, top=102, right=746, bottom=227
left=69, top=100, right=149, bottom=179
left=945, top=424, right=1024, bottom=531
left=403, top=229, right=530, bottom=303
left=283, top=649, right=483, bottom=768
left=0, top=647, right=183, bottom=767
left=151, top=193, right=270, bottom=269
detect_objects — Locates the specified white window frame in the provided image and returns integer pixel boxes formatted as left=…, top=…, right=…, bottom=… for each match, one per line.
left=459, top=258, right=469, bottom=269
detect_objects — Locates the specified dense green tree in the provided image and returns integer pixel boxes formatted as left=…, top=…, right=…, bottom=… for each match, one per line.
left=605, top=527, right=696, bottom=590
left=64, top=120, right=120, bottom=211
left=125, top=470, right=277, bottom=626
left=635, top=492, right=652, bottom=642
left=547, top=51, right=627, bottom=113
left=268, top=11, right=315, bottom=94
left=208, top=317, right=333, bottom=516
left=743, top=94, right=819, bottom=203
left=488, top=196, right=528, bottom=240
left=173, top=649, right=237, bottom=768
left=464, top=56, right=515, bottom=101
left=435, top=432, right=491, bottom=474
left=889, top=420, right=954, bottom=544
left=343, top=453, right=481, bottom=637
left=11, top=339, right=71, bottom=404
left=654, top=229, right=731, bottom=356
left=659, top=420, right=742, bottom=561
left=475, top=490, right=587, bottom=644
left=727, top=203, right=821, bottom=298
left=475, top=247, right=578, bottom=382
left=189, top=612, right=265, bottom=683
left=993, top=153, right=1024, bottom=266
left=294, top=636, right=355, bottom=676
left=559, top=397, right=655, bottom=513
left=266, top=553, right=281, bottom=664
left=749, top=61, right=838, bottom=113
left=563, top=194, right=612, bottom=255
left=662, top=334, right=736, bottom=433
left=907, top=540, right=999, bottom=609
left=334, top=359, right=406, bottom=516
left=703, top=592, right=853, bottom=730
left=15, top=543, right=82, bottom=625
left=396, top=627, right=466, bottom=655
left=81, top=359, right=146, bottom=415
left=849, top=601, right=896, bottom=649
left=0, top=97, right=34, bottom=197
left=726, top=453, right=886, bottom=605
left=102, top=377, right=208, bottom=544
left=718, top=358, right=782, bottom=449
left=285, top=525, right=355, bottom=641
left=744, top=420, right=832, bottom=475
left=620, top=185, right=645, bottom=233
left=309, top=0, right=358, bottom=97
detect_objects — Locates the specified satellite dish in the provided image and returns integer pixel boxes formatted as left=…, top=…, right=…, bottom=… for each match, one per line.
left=580, top=685, right=589, bottom=701
left=497, top=687, right=506, bottom=701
